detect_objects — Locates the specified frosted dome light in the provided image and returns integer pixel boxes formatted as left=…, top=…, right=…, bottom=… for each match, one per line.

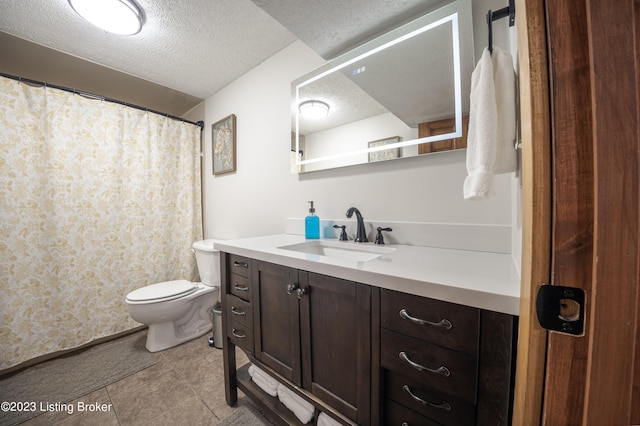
left=69, top=0, right=143, bottom=35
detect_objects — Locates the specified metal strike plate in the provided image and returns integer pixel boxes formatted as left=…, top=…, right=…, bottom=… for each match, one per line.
left=536, top=284, right=585, bottom=336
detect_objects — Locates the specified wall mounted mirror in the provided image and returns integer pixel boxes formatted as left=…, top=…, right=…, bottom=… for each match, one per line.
left=291, top=0, right=474, bottom=173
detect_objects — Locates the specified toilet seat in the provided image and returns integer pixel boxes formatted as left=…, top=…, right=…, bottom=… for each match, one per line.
left=126, top=280, right=196, bottom=304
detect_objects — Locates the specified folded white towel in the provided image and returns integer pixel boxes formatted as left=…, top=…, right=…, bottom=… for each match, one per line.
left=276, top=385, right=315, bottom=424
left=464, top=46, right=517, bottom=201
left=318, top=412, right=342, bottom=426
left=248, top=364, right=279, bottom=397
left=252, top=374, right=278, bottom=397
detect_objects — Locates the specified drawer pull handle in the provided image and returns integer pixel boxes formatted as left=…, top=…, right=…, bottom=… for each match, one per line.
left=231, top=306, right=245, bottom=316
left=234, top=283, right=249, bottom=292
left=399, top=351, right=451, bottom=377
left=233, top=261, right=249, bottom=268
left=231, top=329, right=246, bottom=339
left=402, top=385, right=452, bottom=411
left=399, top=308, right=452, bottom=330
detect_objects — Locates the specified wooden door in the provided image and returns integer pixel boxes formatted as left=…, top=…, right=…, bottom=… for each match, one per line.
left=299, top=272, right=371, bottom=425
left=514, top=0, right=640, bottom=423
left=417, top=116, right=469, bottom=154
left=542, top=0, right=640, bottom=423
left=253, top=261, right=302, bottom=385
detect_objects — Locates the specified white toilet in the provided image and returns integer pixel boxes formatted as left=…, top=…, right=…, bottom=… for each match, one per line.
left=125, top=239, right=220, bottom=352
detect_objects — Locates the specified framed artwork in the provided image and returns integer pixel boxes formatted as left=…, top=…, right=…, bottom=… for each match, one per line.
left=368, top=136, right=401, bottom=162
left=212, top=114, right=236, bottom=175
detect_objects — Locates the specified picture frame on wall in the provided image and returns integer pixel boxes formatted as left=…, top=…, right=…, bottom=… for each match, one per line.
left=368, top=136, right=401, bottom=162
left=212, top=114, right=236, bottom=175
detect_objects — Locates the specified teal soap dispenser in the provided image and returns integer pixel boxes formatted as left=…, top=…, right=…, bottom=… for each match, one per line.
left=305, top=201, right=320, bottom=239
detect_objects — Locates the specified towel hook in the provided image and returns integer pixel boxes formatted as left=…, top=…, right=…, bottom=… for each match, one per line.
left=486, top=0, right=516, bottom=54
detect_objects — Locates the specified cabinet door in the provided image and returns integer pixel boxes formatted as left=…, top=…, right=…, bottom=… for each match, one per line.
left=253, top=261, right=302, bottom=385
left=299, top=272, right=371, bottom=424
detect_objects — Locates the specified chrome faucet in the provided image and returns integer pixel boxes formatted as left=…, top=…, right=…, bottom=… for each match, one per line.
left=346, top=207, right=368, bottom=242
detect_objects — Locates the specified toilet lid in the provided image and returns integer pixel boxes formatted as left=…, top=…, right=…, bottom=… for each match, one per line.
left=126, top=280, right=196, bottom=303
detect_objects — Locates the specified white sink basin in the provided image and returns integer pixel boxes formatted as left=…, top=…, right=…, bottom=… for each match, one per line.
left=278, top=240, right=395, bottom=262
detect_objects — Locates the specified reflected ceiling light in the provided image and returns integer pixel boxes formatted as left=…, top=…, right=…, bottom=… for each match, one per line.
left=299, top=100, right=330, bottom=119
left=68, top=0, right=143, bottom=35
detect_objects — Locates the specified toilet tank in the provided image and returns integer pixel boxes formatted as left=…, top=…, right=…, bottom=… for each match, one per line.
left=192, top=239, right=221, bottom=287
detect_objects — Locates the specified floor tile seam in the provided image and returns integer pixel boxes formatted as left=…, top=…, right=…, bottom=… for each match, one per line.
left=197, top=390, right=222, bottom=422
left=142, top=388, right=217, bottom=425
left=105, top=363, right=179, bottom=397
left=105, top=383, right=123, bottom=425
left=109, top=376, right=189, bottom=418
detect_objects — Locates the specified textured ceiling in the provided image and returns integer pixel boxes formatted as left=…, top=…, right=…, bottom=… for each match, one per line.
left=0, top=0, right=447, bottom=102
left=0, top=0, right=295, bottom=100
left=251, top=0, right=449, bottom=59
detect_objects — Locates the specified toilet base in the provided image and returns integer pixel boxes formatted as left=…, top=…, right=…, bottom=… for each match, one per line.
left=146, top=318, right=212, bottom=352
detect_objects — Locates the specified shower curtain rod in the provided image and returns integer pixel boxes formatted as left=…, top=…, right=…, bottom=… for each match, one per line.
left=0, top=72, right=204, bottom=130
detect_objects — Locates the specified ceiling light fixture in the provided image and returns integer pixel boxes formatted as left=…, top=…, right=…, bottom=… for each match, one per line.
left=68, top=0, right=143, bottom=35
left=299, top=100, right=330, bottom=119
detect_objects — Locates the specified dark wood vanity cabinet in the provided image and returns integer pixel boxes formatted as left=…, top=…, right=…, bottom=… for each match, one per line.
left=222, top=252, right=516, bottom=426
left=378, top=289, right=517, bottom=425
left=252, top=260, right=372, bottom=424
left=223, top=254, right=372, bottom=425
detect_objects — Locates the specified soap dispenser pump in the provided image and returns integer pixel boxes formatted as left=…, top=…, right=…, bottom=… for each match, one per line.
left=305, top=201, right=320, bottom=239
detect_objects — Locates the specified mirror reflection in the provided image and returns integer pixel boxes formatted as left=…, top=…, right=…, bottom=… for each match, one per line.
left=292, top=0, right=473, bottom=173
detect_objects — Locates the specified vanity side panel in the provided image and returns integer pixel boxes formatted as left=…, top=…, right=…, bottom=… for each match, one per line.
left=221, top=251, right=238, bottom=405
left=371, top=286, right=381, bottom=426
left=476, top=310, right=518, bottom=425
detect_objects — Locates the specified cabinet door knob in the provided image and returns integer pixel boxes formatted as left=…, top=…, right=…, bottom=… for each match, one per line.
left=399, top=351, right=450, bottom=377
left=286, top=283, right=299, bottom=295
left=399, top=308, right=452, bottom=330
left=402, top=385, right=452, bottom=411
left=296, top=287, right=307, bottom=300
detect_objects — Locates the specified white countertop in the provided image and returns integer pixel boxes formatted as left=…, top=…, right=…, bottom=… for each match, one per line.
left=215, top=234, right=521, bottom=316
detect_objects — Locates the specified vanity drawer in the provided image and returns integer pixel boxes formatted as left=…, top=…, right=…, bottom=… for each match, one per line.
left=384, top=398, right=440, bottom=426
left=384, top=370, right=475, bottom=425
left=225, top=294, right=252, bottom=327
left=227, top=317, right=253, bottom=353
left=381, top=289, right=480, bottom=355
left=381, top=328, right=478, bottom=404
left=229, top=273, right=251, bottom=302
left=228, top=254, right=250, bottom=277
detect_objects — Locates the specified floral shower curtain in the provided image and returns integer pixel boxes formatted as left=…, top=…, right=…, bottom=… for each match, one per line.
left=0, top=76, right=203, bottom=370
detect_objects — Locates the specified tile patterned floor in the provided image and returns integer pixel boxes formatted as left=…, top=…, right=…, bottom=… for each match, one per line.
left=21, top=330, right=252, bottom=426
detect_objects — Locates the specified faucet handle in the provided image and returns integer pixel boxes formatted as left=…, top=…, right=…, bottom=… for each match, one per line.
left=333, top=224, right=348, bottom=241
left=374, top=227, right=392, bottom=244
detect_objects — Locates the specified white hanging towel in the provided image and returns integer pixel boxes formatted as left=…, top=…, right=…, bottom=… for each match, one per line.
left=464, top=46, right=517, bottom=201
